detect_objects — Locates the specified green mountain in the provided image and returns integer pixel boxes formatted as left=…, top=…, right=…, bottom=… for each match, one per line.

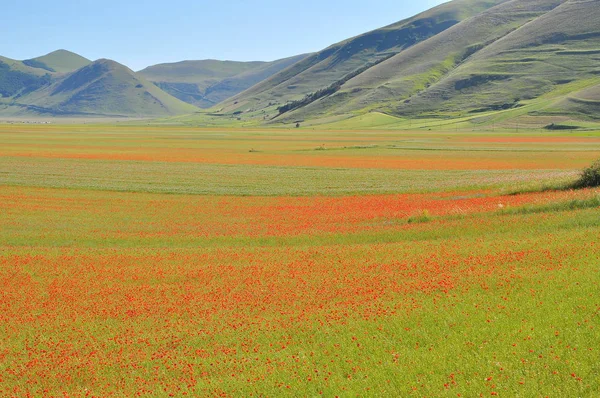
left=207, top=0, right=599, bottom=127
left=214, top=0, right=510, bottom=116
left=0, top=49, right=91, bottom=103
left=0, top=56, right=53, bottom=99
left=327, top=0, right=600, bottom=119
left=138, top=54, right=310, bottom=108
left=7, top=59, right=198, bottom=117
left=2, top=49, right=309, bottom=117
left=3, top=0, right=598, bottom=123
left=24, top=49, right=92, bottom=74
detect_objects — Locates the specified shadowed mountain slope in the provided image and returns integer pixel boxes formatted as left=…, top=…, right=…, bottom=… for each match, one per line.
left=549, top=82, right=600, bottom=119
left=3, top=1, right=598, bottom=122
left=1, top=50, right=91, bottom=102
left=386, top=0, right=600, bottom=117
left=0, top=56, right=53, bottom=99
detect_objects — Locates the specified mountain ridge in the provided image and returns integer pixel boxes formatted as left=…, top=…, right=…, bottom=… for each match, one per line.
left=2, top=0, right=599, bottom=124
left=3, top=58, right=198, bottom=117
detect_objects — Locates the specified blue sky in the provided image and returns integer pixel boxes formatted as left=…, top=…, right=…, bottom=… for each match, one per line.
left=2, top=0, right=446, bottom=71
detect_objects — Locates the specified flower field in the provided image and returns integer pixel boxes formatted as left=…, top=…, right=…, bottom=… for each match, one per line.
left=1, top=125, right=599, bottom=396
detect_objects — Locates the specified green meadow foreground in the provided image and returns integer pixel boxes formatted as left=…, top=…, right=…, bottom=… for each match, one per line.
left=1, top=124, right=600, bottom=396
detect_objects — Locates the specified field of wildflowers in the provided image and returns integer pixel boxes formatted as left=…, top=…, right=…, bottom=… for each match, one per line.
left=1, top=125, right=599, bottom=396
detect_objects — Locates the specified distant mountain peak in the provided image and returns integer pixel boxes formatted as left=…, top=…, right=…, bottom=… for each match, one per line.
left=28, top=50, right=92, bottom=74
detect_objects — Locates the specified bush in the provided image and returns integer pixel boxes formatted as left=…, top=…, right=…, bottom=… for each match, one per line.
left=577, top=159, right=600, bottom=188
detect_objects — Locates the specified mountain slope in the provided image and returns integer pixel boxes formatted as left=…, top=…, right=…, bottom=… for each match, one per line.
left=542, top=81, right=600, bottom=119
left=0, top=56, right=53, bottom=99
left=214, top=0, right=510, bottom=116
left=389, top=0, right=600, bottom=117
left=271, top=0, right=600, bottom=124
left=25, top=50, right=92, bottom=73
left=138, top=54, right=309, bottom=108
left=1, top=50, right=91, bottom=102
left=279, top=0, right=567, bottom=120
left=13, top=59, right=198, bottom=117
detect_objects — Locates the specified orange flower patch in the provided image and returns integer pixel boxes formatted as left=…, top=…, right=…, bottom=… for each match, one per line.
left=0, top=186, right=594, bottom=240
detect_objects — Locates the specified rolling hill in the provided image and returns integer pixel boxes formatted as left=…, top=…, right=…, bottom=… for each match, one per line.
left=2, top=0, right=599, bottom=123
left=3, top=50, right=314, bottom=118
left=214, top=0, right=511, bottom=116
left=345, top=0, right=600, bottom=119
left=0, top=56, right=53, bottom=99
left=278, top=0, right=569, bottom=120
left=545, top=82, right=600, bottom=120
left=206, top=0, right=599, bottom=127
left=138, top=54, right=310, bottom=108
left=0, top=50, right=92, bottom=102
left=4, top=59, right=198, bottom=117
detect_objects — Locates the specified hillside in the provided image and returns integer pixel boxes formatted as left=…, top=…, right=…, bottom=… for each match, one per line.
left=544, top=82, right=600, bottom=120
left=25, top=50, right=91, bottom=73
left=10, top=59, right=198, bottom=117
left=197, top=0, right=598, bottom=128
left=1, top=50, right=91, bottom=103
left=138, top=54, right=309, bottom=108
left=370, top=0, right=600, bottom=118
left=214, top=0, right=510, bottom=116
left=2, top=49, right=309, bottom=118
left=0, top=56, right=53, bottom=99
left=2, top=0, right=598, bottom=123
left=279, top=0, right=569, bottom=121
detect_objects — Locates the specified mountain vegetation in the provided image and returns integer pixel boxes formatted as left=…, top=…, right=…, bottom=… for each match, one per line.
left=0, top=58, right=52, bottom=98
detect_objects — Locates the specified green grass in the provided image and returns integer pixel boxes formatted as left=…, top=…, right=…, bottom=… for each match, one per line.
left=499, top=194, right=600, bottom=216
left=2, top=185, right=600, bottom=396
left=3, top=124, right=599, bottom=195
left=0, top=155, right=574, bottom=196
left=2, top=123, right=600, bottom=396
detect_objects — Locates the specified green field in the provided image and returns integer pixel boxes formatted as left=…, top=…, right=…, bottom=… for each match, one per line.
left=1, top=123, right=600, bottom=396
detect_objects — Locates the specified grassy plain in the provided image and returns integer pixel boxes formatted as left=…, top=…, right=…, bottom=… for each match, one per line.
left=1, top=123, right=600, bottom=396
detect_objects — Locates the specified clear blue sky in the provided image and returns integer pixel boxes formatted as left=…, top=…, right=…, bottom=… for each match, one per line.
left=2, top=0, right=446, bottom=71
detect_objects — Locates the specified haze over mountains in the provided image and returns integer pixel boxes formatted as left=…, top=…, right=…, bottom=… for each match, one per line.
left=1, top=0, right=599, bottom=123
